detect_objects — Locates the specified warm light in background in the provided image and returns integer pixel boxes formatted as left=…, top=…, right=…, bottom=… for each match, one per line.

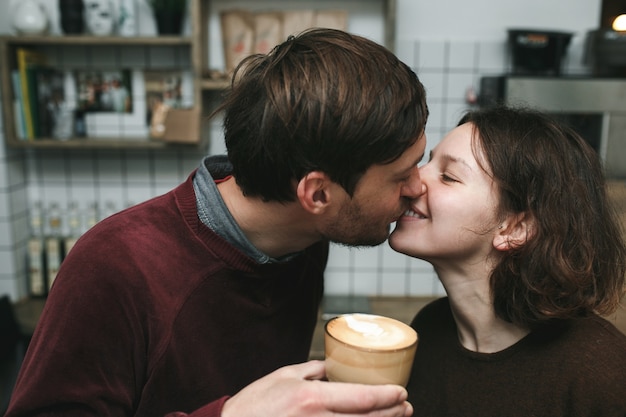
left=613, top=14, right=626, bottom=30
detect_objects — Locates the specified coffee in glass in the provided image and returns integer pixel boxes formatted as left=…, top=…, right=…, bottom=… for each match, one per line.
left=324, top=313, right=418, bottom=386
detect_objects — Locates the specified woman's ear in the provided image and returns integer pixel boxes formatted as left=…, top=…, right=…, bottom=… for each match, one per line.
left=296, top=171, right=331, bottom=214
left=493, top=212, right=535, bottom=251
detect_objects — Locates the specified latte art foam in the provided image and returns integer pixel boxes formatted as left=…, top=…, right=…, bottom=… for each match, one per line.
left=326, top=314, right=417, bottom=350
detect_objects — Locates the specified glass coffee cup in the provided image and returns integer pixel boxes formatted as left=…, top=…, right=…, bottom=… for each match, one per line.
left=324, top=313, right=418, bottom=386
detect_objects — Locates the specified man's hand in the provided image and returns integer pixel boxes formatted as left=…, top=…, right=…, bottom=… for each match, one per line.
left=221, top=360, right=413, bottom=417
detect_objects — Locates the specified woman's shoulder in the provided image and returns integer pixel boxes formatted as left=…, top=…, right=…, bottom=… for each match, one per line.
left=533, top=315, right=626, bottom=377
left=569, top=315, right=626, bottom=353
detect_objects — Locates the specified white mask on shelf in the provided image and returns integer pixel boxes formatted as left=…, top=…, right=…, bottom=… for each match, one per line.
left=84, top=0, right=115, bottom=36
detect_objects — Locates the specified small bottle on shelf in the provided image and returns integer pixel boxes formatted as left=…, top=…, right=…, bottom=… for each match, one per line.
left=45, top=202, right=63, bottom=291
left=64, top=201, right=82, bottom=258
left=85, top=201, right=99, bottom=233
left=27, top=201, right=46, bottom=297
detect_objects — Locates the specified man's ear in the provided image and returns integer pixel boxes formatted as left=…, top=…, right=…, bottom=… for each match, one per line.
left=296, top=171, right=331, bottom=214
left=493, top=212, right=535, bottom=251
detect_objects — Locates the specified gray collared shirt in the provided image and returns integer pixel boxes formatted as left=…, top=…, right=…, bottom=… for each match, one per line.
left=192, top=155, right=293, bottom=264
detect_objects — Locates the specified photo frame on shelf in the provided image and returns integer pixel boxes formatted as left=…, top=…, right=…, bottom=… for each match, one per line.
left=68, top=70, right=148, bottom=139
left=75, top=69, right=133, bottom=114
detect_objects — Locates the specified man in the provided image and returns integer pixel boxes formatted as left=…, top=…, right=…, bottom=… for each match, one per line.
left=6, top=28, right=428, bottom=417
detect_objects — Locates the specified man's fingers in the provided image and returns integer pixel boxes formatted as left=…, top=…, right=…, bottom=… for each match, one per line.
left=317, top=382, right=409, bottom=413
left=280, top=360, right=327, bottom=381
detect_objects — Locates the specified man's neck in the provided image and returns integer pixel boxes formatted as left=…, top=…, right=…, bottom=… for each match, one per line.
left=217, top=177, right=322, bottom=258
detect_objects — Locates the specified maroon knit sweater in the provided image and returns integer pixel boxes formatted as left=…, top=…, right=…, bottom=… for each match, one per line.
left=407, top=297, right=626, bottom=417
left=6, top=173, right=327, bottom=417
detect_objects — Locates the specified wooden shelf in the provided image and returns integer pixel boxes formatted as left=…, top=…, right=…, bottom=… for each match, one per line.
left=4, top=138, right=196, bottom=150
left=1, top=0, right=396, bottom=149
left=201, top=79, right=229, bottom=90
left=0, top=35, right=193, bottom=46
left=0, top=0, right=205, bottom=148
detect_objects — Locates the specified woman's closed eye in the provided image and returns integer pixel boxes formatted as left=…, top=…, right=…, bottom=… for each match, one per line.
left=440, top=173, right=458, bottom=183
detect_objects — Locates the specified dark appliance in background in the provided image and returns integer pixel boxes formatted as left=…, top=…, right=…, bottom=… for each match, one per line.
left=584, top=0, right=626, bottom=76
left=585, top=31, right=626, bottom=76
left=583, top=0, right=626, bottom=78
left=508, top=29, right=573, bottom=76
left=479, top=2, right=626, bottom=179
left=479, top=76, right=626, bottom=178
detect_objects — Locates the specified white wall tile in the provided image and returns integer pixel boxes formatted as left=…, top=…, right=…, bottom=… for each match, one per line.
left=0, top=217, right=12, bottom=247
left=67, top=184, right=98, bottom=208
left=448, top=41, right=477, bottom=70
left=441, top=103, right=469, bottom=129
left=477, top=41, right=508, bottom=72
left=120, top=46, right=153, bottom=68
left=446, top=72, right=476, bottom=102
left=153, top=155, right=180, bottom=181
left=41, top=185, right=70, bottom=210
left=407, top=273, right=440, bottom=296
left=68, top=155, right=97, bottom=183
left=125, top=184, right=156, bottom=207
left=12, top=214, right=29, bottom=245
left=351, top=270, right=380, bottom=296
left=124, top=154, right=152, bottom=184
left=351, top=246, right=381, bottom=269
left=326, top=244, right=352, bottom=269
left=416, top=40, right=448, bottom=70
left=424, top=101, right=445, bottom=129
left=9, top=187, right=27, bottom=216
left=0, top=248, right=16, bottom=276
left=88, top=47, right=120, bottom=70
left=148, top=47, right=187, bottom=70
left=98, top=180, right=126, bottom=199
left=39, top=154, right=67, bottom=184
left=379, top=272, right=409, bottom=296
left=396, top=39, right=417, bottom=68
left=6, top=157, right=26, bottom=188
left=154, top=183, right=175, bottom=197
left=379, top=243, right=410, bottom=271
left=0, top=278, right=19, bottom=299
left=96, top=154, right=124, bottom=183
left=0, top=161, right=9, bottom=189
left=324, top=271, right=352, bottom=295
left=419, top=72, right=446, bottom=100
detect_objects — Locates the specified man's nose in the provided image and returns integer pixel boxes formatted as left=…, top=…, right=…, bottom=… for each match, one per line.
left=403, top=168, right=425, bottom=198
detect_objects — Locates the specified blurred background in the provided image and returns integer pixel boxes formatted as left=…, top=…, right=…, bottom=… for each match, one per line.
left=0, top=0, right=624, bottom=302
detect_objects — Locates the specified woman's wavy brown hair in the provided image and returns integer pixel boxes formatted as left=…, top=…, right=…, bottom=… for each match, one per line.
left=460, top=106, right=626, bottom=330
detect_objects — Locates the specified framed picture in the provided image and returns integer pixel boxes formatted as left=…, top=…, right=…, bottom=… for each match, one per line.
left=75, top=70, right=133, bottom=113
left=64, top=70, right=148, bottom=139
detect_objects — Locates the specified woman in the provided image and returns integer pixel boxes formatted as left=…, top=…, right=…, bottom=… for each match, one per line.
left=390, top=105, right=626, bottom=416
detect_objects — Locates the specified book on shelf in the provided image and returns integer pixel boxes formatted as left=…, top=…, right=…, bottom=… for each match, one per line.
left=16, top=48, right=48, bottom=140
left=34, top=68, right=67, bottom=139
left=11, top=70, right=26, bottom=140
